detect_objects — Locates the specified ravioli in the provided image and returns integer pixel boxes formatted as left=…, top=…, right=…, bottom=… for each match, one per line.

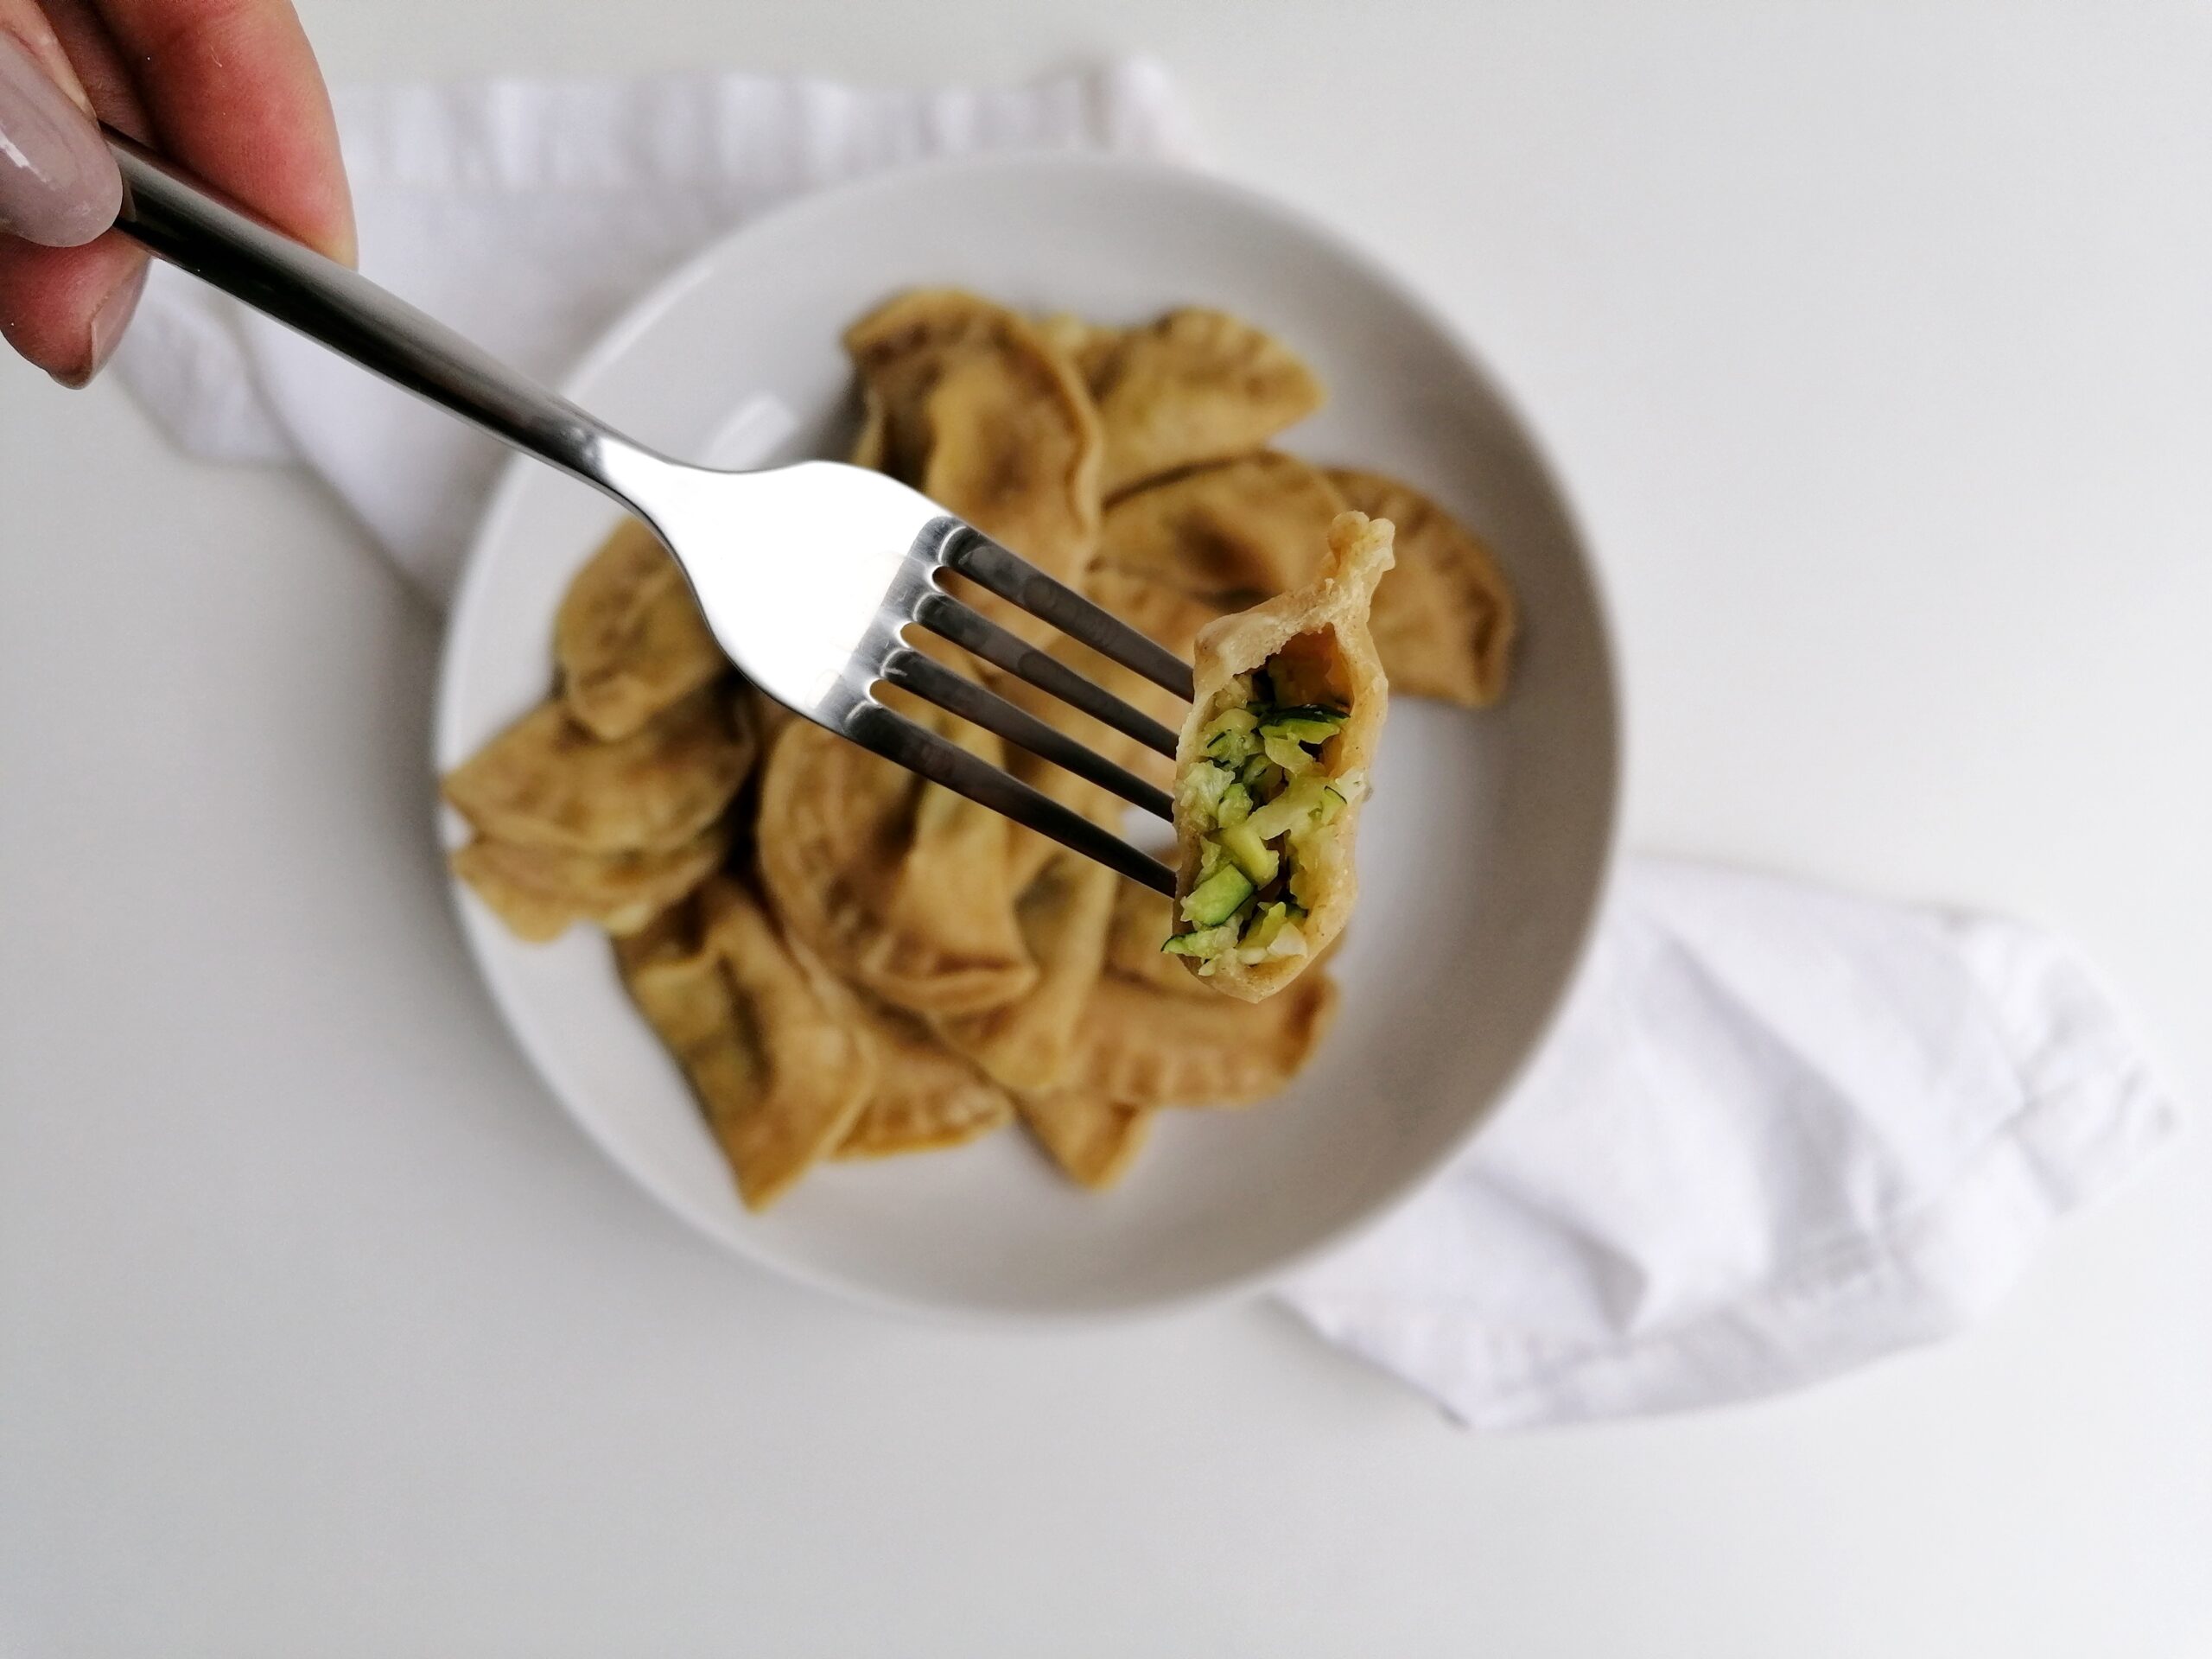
left=1166, top=512, right=1395, bottom=1001
left=1096, top=452, right=1344, bottom=602
left=1033, top=311, right=1117, bottom=378
left=1075, top=957, right=1339, bottom=1108
left=934, top=853, right=1119, bottom=1093
left=1080, top=308, right=1325, bottom=496
left=1327, top=468, right=1516, bottom=707
left=1082, top=564, right=1228, bottom=663
left=846, top=288, right=1103, bottom=590
left=617, top=880, right=874, bottom=1210
left=450, top=823, right=728, bottom=941
left=753, top=717, right=1035, bottom=1016
left=556, top=516, right=727, bottom=741
left=1076, top=452, right=1345, bottom=802
left=1017, top=1091, right=1152, bottom=1190
left=442, top=688, right=755, bottom=855
left=832, top=995, right=1015, bottom=1159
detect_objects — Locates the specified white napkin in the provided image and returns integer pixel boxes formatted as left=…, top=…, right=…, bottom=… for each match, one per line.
left=1281, top=858, right=2177, bottom=1427
left=111, top=65, right=2182, bottom=1428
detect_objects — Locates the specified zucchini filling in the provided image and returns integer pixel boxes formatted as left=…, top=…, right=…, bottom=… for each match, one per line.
left=1165, top=671, right=1366, bottom=974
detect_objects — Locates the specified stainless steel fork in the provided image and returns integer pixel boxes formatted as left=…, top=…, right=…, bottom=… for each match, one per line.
left=102, top=133, right=1192, bottom=893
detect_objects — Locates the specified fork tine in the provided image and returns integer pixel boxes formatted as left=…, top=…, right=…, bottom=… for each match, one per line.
left=912, top=588, right=1180, bottom=760
left=841, top=701, right=1178, bottom=895
left=938, top=530, right=1198, bottom=703
left=880, top=647, right=1175, bottom=821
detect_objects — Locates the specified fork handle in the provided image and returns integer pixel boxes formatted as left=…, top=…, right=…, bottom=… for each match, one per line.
left=104, top=130, right=659, bottom=505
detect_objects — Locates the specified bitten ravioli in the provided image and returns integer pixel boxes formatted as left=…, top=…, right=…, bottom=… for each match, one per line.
left=1166, top=512, right=1395, bottom=1001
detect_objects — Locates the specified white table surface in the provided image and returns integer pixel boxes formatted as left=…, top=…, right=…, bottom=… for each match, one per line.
left=5, top=3, right=2210, bottom=1653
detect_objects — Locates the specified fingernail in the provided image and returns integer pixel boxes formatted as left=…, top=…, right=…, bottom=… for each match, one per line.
left=0, top=30, right=121, bottom=248
left=49, top=257, right=145, bottom=388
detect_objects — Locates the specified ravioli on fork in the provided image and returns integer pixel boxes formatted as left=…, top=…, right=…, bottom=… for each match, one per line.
left=1166, top=512, right=1395, bottom=1001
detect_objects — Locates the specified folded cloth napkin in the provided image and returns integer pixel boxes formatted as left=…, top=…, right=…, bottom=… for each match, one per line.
left=112, top=63, right=2182, bottom=1428
left=1281, top=858, right=2177, bottom=1427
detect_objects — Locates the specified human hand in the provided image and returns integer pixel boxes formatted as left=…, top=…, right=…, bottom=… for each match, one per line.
left=0, top=0, right=350, bottom=385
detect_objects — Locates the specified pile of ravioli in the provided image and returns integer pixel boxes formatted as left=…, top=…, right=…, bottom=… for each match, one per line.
left=442, top=289, right=1516, bottom=1209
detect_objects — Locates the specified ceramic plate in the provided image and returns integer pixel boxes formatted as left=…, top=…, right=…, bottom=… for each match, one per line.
left=435, top=154, right=1620, bottom=1318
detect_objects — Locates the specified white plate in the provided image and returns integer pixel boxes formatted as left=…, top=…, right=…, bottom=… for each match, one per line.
left=435, top=155, right=1621, bottom=1319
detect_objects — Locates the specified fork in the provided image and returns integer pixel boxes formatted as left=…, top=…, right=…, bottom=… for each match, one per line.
left=101, top=131, right=1193, bottom=893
